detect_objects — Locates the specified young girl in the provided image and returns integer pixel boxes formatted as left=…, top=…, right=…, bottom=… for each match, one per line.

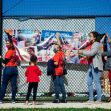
left=25, top=56, right=42, bottom=105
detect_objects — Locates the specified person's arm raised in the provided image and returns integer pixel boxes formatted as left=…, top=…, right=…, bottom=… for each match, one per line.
left=106, top=33, right=111, bottom=44
left=55, top=32, right=62, bottom=47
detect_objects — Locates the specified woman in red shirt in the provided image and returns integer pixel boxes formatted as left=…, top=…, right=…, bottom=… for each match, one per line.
left=0, top=39, right=19, bottom=104
left=51, top=33, right=67, bottom=103
left=52, top=44, right=66, bottom=103
left=25, top=56, right=42, bottom=105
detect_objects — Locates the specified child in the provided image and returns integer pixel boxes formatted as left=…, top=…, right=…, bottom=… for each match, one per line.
left=25, top=56, right=42, bottom=105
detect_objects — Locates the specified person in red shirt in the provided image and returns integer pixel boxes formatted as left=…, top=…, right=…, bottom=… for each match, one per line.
left=0, top=39, right=19, bottom=104
left=25, top=56, right=42, bottom=105
left=52, top=33, right=66, bottom=103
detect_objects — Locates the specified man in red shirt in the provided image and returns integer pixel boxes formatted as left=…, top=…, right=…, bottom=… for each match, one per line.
left=52, top=39, right=67, bottom=103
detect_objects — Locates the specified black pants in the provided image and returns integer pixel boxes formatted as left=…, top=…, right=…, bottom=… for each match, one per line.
left=26, top=82, right=38, bottom=101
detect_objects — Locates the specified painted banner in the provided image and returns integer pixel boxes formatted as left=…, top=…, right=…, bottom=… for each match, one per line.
left=4, top=29, right=91, bottom=65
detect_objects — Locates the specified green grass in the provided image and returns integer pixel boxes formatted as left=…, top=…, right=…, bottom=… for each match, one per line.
left=0, top=108, right=111, bottom=111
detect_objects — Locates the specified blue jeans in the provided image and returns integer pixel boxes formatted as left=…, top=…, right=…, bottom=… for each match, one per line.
left=0, top=66, right=18, bottom=101
left=53, top=76, right=66, bottom=100
left=87, top=65, right=102, bottom=101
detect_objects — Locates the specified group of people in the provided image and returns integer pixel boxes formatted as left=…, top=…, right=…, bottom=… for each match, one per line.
left=0, top=31, right=111, bottom=105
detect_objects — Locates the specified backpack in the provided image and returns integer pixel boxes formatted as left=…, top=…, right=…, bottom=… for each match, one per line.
left=47, top=59, right=55, bottom=76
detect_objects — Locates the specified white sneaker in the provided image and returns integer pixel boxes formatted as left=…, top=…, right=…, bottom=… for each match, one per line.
left=86, top=100, right=94, bottom=104
left=0, top=101, right=3, bottom=104
left=32, top=101, right=36, bottom=105
left=25, top=101, right=29, bottom=105
left=95, top=101, right=102, bottom=104
left=11, top=101, right=16, bottom=104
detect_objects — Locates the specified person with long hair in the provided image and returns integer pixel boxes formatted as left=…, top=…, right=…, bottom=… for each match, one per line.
left=78, top=31, right=103, bottom=104
left=0, top=35, right=19, bottom=103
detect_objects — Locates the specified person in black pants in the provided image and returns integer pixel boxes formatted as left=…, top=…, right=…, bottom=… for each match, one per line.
left=25, top=56, right=42, bottom=105
left=26, top=82, right=38, bottom=102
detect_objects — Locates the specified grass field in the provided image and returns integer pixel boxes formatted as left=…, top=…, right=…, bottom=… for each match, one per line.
left=0, top=108, right=111, bottom=111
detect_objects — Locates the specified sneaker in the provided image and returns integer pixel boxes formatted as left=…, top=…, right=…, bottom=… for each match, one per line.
left=95, top=101, right=102, bottom=104
left=11, top=101, right=16, bottom=104
left=53, top=99, right=60, bottom=103
left=86, top=100, right=94, bottom=104
left=61, top=99, right=67, bottom=103
left=32, top=101, right=36, bottom=105
left=0, top=101, right=3, bottom=104
left=25, top=101, right=29, bottom=105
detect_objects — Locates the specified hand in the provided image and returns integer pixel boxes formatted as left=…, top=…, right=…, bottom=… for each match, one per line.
left=105, top=33, right=111, bottom=43
left=0, top=56, right=2, bottom=59
left=55, top=32, right=60, bottom=39
left=83, top=56, right=87, bottom=59
left=4, top=30, right=8, bottom=34
left=105, top=33, right=109, bottom=38
left=4, top=30, right=7, bottom=33
left=104, top=56, right=107, bottom=61
left=78, top=50, right=83, bottom=54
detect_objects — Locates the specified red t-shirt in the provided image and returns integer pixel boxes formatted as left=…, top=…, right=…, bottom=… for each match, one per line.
left=25, top=65, right=42, bottom=83
left=53, top=51, right=65, bottom=76
left=80, top=45, right=93, bottom=64
left=80, top=58, right=88, bottom=64
left=86, top=45, right=93, bottom=64
left=108, top=70, right=111, bottom=81
left=5, top=49, right=18, bottom=66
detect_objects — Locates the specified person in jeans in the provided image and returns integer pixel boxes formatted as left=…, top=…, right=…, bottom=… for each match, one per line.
left=78, top=31, right=103, bottom=104
left=0, top=39, right=19, bottom=104
left=52, top=43, right=66, bottom=103
left=25, top=56, right=42, bottom=105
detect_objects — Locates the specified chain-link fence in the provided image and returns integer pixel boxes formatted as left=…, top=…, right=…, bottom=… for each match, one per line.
left=1, top=17, right=110, bottom=101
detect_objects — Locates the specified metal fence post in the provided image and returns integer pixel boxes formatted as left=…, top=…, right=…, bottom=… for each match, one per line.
left=0, top=0, right=2, bottom=90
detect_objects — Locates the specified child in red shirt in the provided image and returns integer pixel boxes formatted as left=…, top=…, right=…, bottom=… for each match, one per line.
left=25, top=56, right=42, bottom=105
